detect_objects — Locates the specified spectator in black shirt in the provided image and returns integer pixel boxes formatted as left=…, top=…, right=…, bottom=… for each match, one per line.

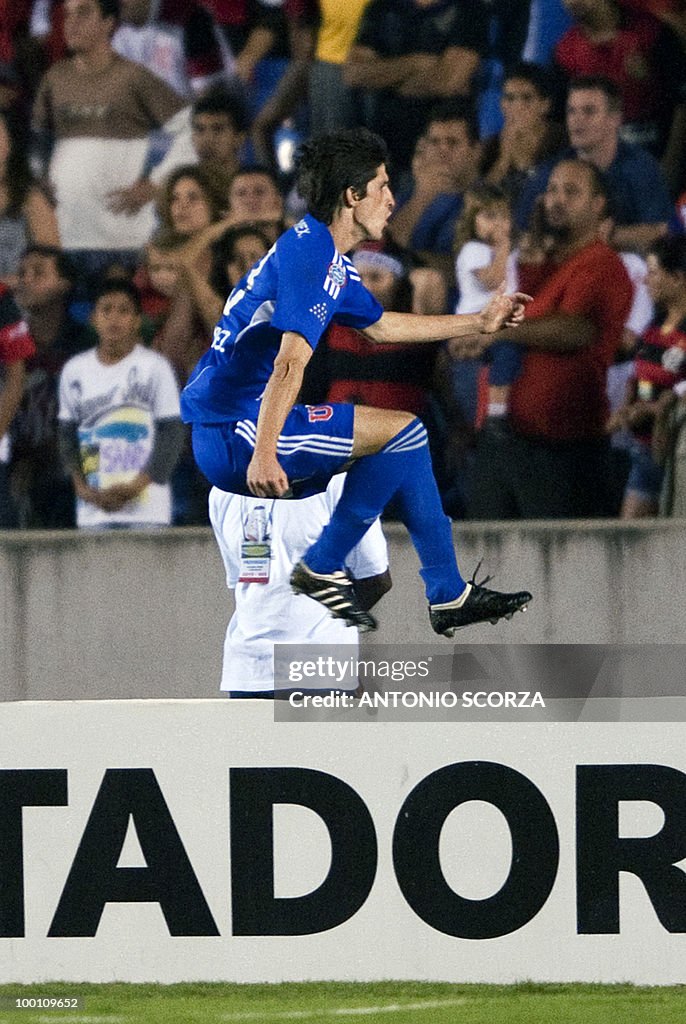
left=10, top=245, right=93, bottom=527
left=344, top=0, right=489, bottom=178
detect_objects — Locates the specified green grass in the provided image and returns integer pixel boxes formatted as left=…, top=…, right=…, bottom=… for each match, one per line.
left=1, top=982, right=685, bottom=1024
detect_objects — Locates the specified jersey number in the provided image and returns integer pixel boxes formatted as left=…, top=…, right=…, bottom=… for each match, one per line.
left=307, top=405, right=334, bottom=422
left=211, top=326, right=232, bottom=353
left=213, top=243, right=277, bottom=353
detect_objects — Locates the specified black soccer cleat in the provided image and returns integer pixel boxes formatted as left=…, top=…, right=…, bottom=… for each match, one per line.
left=290, top=560, right=378, bottom=632
left=430, top=573, right=532, bottom=638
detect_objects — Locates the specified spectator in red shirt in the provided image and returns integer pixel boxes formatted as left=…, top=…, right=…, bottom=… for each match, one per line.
left=464, top=158, right=632, bottom=519
left=0, top=282, right=36, bottom=526
left=608, top=235, right=686, bottom=517
left=321, top=244, right=445, bottom=417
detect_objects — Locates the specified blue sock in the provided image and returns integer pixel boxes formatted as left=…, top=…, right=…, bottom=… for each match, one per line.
left=305, top=419, right=466, bottom=605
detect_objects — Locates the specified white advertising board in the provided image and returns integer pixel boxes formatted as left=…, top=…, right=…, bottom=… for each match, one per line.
left=1, top=699, right=685, bottom=984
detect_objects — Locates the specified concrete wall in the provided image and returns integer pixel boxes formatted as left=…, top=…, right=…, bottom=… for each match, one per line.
left=2, top=520, right=686, bottom=700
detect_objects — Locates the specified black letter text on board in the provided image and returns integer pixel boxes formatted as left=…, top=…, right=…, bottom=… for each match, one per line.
left=577, top=764, right=686, bottom=933
left=393, top=761, right=559, bottom=938
left=48, top=768, right=218, bottom=937
left=230, top=767, right=377, bottom=935
left=0, top=770, right=68, bottom=937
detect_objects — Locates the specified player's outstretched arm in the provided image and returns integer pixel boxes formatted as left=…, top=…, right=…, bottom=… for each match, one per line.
left=247, top=331, right=312, bottom=498
left=363, top=287, right=532, bottom=345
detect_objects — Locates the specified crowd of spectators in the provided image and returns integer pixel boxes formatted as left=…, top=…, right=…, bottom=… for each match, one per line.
left=2, top=0, right=686, bottom=529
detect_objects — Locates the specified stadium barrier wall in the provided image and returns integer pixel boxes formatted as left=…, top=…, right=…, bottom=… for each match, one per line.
left=1, top=698, right=685, bottom=985
left=2, top=520, right=686, bottom=700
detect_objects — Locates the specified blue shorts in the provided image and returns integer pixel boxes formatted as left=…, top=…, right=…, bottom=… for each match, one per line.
left=191, top=403, right=355, bottom=497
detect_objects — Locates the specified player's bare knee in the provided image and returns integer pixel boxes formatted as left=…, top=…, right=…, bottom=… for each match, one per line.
left=352, top=406, right=418, bottom=455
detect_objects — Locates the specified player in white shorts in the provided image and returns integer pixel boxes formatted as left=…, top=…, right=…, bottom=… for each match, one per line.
left=209, top=474, right=390, bottom=697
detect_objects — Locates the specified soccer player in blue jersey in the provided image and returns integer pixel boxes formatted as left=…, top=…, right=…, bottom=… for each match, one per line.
left=181, top=128, right=532, bottom=636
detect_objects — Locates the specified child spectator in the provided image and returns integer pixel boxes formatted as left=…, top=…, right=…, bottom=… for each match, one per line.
left=452, top=184, right=520, bottom=428
left=133, top=239, right=182, bottom=346
left=608, top=235, right=686, bottom=517
left=57, top=279, right=184, bottom=528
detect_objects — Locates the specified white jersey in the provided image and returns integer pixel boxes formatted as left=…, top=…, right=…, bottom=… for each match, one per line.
left=454, top=240, right=518, bottom=314
left=209, top=476, right=389, bottom=693
left=58, top=344, right=180, bottom=528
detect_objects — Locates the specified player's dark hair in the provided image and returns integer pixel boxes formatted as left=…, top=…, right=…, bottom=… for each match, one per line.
left=427, top=98, right=480, bottom=145
left=192, top=86, right=249, bottom=134
left=92, top=278, right=142, bottom=315
left=649, top=236, right=686, bottom=277
left=568, top=75, right=623, bottom=114
left=295, top=128, right=389, bottom=225
left=22, top=245, right=77, bottom=286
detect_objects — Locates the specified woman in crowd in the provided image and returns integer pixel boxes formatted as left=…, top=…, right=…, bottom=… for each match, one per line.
left=152, top=165, right=229, bottom=380
left=156, top=164, right=228, bottom=248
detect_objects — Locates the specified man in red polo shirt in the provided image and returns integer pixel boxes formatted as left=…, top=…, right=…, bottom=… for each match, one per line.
left=467, top=158, right=632, bottom=519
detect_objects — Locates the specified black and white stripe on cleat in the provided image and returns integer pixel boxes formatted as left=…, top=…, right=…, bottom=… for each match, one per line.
left=430, top=579, right=532, bottom=636
left=290, top=560, right=378, bottom=631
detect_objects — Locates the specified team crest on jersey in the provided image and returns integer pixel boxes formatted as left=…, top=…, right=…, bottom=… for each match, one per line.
left=323, top=256, right=347, bottom=299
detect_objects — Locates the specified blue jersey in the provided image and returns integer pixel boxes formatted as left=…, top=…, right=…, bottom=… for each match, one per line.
left=180, top=214, right=383, bottom=423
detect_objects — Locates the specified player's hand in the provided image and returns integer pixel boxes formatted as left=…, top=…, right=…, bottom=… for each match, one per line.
left=247, top=451, right=290, bottom=497
left=479, top=284, right=532, bottom=334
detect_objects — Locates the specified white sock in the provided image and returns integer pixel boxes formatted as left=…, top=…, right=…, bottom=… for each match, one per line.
left=487, top=402, right=507, bottom=418
left=432, top=583, right=472, bottom=610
